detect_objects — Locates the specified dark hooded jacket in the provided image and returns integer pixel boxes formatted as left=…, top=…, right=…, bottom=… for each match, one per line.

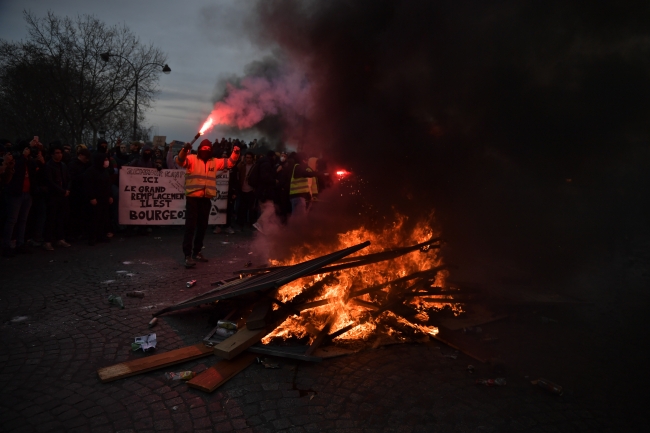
left=45, top=157, right=71, bottom=197
left=83, top=153, right=111, bottom=202
left=68, top=154, right=92, bottom=199
left=255, top=153, right=278, bottom=202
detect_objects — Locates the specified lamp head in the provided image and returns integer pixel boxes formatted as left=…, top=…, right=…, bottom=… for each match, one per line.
left=100, top=52, right=110, bottom=62
left=162, top=64, right=171, bottom=74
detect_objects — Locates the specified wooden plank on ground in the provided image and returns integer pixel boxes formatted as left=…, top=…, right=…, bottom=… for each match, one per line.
left=97, top=343, right=213, bottom=383
left=213, top=327, right=268, bottom=360
left=187, top=352, right=257, bottom=393
left=246, top=299, right=272, bottom=330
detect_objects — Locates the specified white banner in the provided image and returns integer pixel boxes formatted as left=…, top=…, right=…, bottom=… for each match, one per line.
left=118, top=167, right=229, bottom=225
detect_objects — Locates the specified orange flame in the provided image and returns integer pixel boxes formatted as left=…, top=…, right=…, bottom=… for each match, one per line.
left=199, top=117, right=214, bottom=135
left=261, top=214, right=458, bottom=346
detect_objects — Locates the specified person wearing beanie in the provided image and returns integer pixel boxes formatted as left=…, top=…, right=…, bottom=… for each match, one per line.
left=176, top=139, right=240, bottom=267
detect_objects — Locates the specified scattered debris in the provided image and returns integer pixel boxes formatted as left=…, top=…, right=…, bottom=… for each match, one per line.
left=132, top=333, right=157, bottom=352
left=108, top=295, right=124, bottom=309
left=256, top=357, right=280, bottom=369
left=10, top=316, right=28, bottom=323
left=165, top=371, right=195, bottom=380
left=475, top=378, right=506, bottom=386
left=443, top=353, right=458, bottom=360
left=244, top=261, right=253, bottom=268
left=463, top=326, right=483, bottom=334
left=116, top=270, right=127, bottom=274
left=123, top=261, right=133, bottom=265
left=531, top=378, right=563, bottom=395
left=148, top=317, right=158, bottom=328
left=100, top=280, right=116, bottom=284
left=467, top=365, right=475, bottom=373
left=126, top=273, right=136, bottom=277
left=126, top=291, right=145, bottom=299
left=186, top=280, right=197, bottom=288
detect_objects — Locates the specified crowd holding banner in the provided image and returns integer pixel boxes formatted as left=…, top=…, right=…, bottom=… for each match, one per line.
left=0, top=135, right=331, bottom=257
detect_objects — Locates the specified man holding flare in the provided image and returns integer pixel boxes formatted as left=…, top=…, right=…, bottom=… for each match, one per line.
left=176, top=138, right=240, bottom=267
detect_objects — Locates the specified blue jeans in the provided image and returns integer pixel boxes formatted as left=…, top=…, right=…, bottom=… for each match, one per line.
left=290, top=196, right=307, bottom=219
left=2, top=193, right=32, bottom=249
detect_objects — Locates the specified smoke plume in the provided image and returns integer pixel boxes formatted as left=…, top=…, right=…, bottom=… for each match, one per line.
left=220, top=1, right=650, bottom=283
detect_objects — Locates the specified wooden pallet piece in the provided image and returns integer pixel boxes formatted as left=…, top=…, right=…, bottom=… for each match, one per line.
left=187, top=352, right=257, bottom=393
left=213, top=327, right=268, bottom=360
left=97, top=343, right=213, bottom=383
left=246, top=299, right=272, bottom=330
left=348, top=298, right=380, bottom=311
left=305, top=318, right=334, bottom=356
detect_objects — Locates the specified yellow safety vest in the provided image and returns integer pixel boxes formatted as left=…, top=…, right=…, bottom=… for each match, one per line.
left=289, top=164, right=311, bottom=196
left=183, top=155, right=219, bottom=198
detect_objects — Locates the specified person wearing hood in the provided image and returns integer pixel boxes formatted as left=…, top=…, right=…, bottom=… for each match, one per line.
left=127, top=143, right=156, bottom=168
left=175, top=139, right=240, bottom=268
left=83, top=153, right=113, bottom=245
left=95, top=138, right=118, bottom=171
left=112, top=138, right=130, bottom=168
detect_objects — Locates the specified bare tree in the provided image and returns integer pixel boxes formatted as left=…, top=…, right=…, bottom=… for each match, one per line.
left=0, top=11, right=167, bottom=145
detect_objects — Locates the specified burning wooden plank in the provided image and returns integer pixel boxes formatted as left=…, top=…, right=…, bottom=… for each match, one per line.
left=152, top=241, right=371, bottom=317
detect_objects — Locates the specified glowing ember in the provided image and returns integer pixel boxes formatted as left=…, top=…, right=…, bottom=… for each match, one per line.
left=199, top=117, right=214, bottom=135
left=261, top=215, right=457, bottom=346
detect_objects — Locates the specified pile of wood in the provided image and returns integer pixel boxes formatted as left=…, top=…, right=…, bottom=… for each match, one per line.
left=97, top=238, right=460, bottom=392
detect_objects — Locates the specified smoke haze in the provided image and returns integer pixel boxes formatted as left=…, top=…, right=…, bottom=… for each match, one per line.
left=216, top=1, right=650, bottom=283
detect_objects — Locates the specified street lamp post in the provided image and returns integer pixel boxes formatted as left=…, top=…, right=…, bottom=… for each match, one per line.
left=100, top=52, right=171, bottom=141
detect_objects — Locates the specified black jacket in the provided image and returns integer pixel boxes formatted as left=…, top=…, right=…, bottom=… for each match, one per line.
left=45, top=159, right=70, bottom=197
left=83, top=154, right=111, bottom=202
left=68, top=158, right=91, bottom=198
left=255, top=156, right=277, bottom=202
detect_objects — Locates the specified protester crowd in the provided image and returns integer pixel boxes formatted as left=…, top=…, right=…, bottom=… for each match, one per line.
left=0, top=135, right=330, bottom=258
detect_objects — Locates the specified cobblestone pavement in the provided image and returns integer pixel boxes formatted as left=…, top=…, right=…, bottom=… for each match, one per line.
left=0, top=227, right=647, bottom=432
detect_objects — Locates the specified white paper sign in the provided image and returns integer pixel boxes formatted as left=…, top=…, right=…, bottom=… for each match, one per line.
left=152, top=135, right=166, bottom=148
left=118, top=167, right=229, bottom=225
